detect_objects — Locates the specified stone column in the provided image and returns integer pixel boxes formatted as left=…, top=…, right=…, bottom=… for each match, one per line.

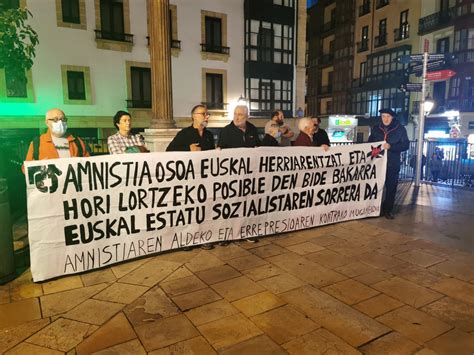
left=143, top=0, right=180, bottom=151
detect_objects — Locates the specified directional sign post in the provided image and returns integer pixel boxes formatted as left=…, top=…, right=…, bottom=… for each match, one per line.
left=426, top=69, right=457, bottom=81
left=400, top=83, right=422, bottom=92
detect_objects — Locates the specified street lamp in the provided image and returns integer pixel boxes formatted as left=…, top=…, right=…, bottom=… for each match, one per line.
left=424, top=96, right=434, bottom=114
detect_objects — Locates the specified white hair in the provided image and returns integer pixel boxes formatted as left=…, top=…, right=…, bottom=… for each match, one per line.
left=298, top=117, right=313, bottom=131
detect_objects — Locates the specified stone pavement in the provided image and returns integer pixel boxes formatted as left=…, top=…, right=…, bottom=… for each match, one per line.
left=1, top=184, right=473, bottom=354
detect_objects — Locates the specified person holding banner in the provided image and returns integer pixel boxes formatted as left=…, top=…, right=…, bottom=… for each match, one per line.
left=312, top=116, right=330, bottom=151
left=107, top=111, right=148, bottom=154
left=266, top=110, right=294, bottom=146
left=294, top=117, right=316, bottom=147
left=24, top=108, right=90, bottom=164
left=166, top=104, right=215, bottom=152
left=218, top=105, right=260, bottom=149
left=261, top=123, right=281, bottom=147
left=369, top=108, right=409, bottom=219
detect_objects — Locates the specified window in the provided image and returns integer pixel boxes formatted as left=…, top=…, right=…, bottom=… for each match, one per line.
left=100, top=0, right=125, bottom=40
left=205, top=16, right=222, bottom=51
left=360, top=61, right=367, bottom=81
left=399, top=10, right=408, bottom=39
left=62, top=0, right=80, bottom=24
left=273, top=0, right=294, bottom=6
left=379, top=19, right=387, bottom=37
left=260, top=82, right=274, bottom=111
left=450, top=77, right=460, bottom=97
left=5, top=70, right=27, bottom=98
left=247, top=78, right=292, bottom=115
left=362, top=26, right=369, bottom=41
left=258, top=27, right=273, bottom=62
left=130, top=67, right=151, bottom=108
left=437, top=37, right=450, bottom=53
left=67, top=71, right=85, bottom=100
left=206, top=73, right=223, bottom=109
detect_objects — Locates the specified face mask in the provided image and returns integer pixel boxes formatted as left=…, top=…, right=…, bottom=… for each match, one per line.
left=275, top=131, right=282, bottom=138
left=52, top=121, right=67, bottom=136
left=201, top=121, right=208, bottom=128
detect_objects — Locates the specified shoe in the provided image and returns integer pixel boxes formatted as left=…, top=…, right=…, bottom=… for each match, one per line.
left=200, top=243, right=214, bottom=250
left=384, top=212, right=395, bottom=220
left=182, top=246, right=193, bottom=251
left=218, top=241, right=230, bottom=246
left=246, top=238, right=258, bottom=243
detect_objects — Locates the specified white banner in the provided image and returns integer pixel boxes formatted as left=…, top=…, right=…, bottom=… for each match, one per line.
left=25, top=143, right=387, bottom=282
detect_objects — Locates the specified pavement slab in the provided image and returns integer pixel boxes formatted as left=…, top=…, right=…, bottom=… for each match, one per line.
left=334, top=261, right=378, bottom=278
left=250, top=243, right=287, bottom=258
left=394, top=249, right=447, bottom=268
left=242, top=264, right=284, bottom=281
left=149, top=336, right=216, bottom=355
left=232, top=291, right=286, bottom=317
left=281, top=285, right=390, bottom=347
left=421, top=297, right=474, bottom=333
left=425, top=329, right=474, bottom=355
left=321, top=279, right=380, bottom=305
left=285, top=241, right=326, bottom=255
left=184, top=251, right=225, bottom=273
left=258, top=272, right=307, bottom=294
left=171, top=287, right=222, bottom=311
left=0, top=297, right=42, bottom=329
left=80, top=268, right=117, bottom=286
left=211, top=276, right=265, bottom=302
left=226, top=254, right=269, bottom=271
left=62, top=299, right=124, bottom=325
left=195, top=264, right=242, bottom=285
left=303, top=249, right=350, bottom=269
left=429, top=259, right=474, bottom=282
left=118, top=258, right=182, bottom=287
left=160, top=275, right=207, bottom=297
left=354, top=294, right=404, bottom=318
left=93, top=282, right=148, bottom=304
left=42, top=275, right=83, bottom=295
left=0, top=318, right=50, bottom=354
left=359, top=331, right=421, bottom=355
left=220, top=335, right=286, bottom=355
left=94, top=339, right=146, bottom=355
left=5, top=342, right=63, bottom=354
left=185, top=299, right=239, bottom=326
left=430, top=277, right=474, bottom=305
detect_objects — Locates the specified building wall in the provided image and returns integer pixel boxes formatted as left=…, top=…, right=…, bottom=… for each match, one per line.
left=0, top=0, right=244, bottom=132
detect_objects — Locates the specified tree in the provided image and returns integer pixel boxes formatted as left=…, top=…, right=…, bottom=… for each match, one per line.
left=0, top=7, right=39, bottom=88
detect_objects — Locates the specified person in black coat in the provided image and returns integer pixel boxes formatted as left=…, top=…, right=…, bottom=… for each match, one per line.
left=312, top=116, right=330, bottom=151
left=166, top=104, right=215, bottom=152
left=368, top=108, right=409, bottom=219
left=261, top=122, right=281, bottom=146
left=218, top=105, right=260, bottom=149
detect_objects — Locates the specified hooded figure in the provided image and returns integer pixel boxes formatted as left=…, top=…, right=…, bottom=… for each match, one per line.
left=368, top=109, right=409, bottom=219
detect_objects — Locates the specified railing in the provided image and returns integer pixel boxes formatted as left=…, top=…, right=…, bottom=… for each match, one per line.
left=319, top=85, right=333, bottom=94
left=200, top=43, right=230, bottom=54
left=201, top=102, right=228, bottom=110
left=418, top=7, right=456, bottom=35
left=357, top=39, right=369, bottom=53
left=374, top=34, right=387, bottom=48
left=95, top=30, right=133, bottom=43
left=376, top=0, right=389, bottom=9
left=394, top=24, right=410, bottom=42
left=319, top=53, right=334, bottom=65
left=352, top=77, right=366, bottom=88
left=400, top=140, right=474, bottom=188
left=126, top=99, right=152, bottom=109
left=359, top=1, right=370, bottom=16
left=171, top=39, right=181, bottom=49
left=322, top=19, right=336, bottom=33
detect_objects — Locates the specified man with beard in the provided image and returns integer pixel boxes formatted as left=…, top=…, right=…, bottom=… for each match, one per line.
left=265, top=110, right=294, bottom=146
left=312, top=116, right=330, bottom=151
left=368, top=108, right=409, bottom=219
left=218, top=105, right=260, bottom=149
left=167, top=104, right=215, bottom=151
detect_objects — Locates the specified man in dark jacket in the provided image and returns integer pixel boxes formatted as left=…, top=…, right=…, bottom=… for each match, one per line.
left=218, top=105, right=260, bottom=149
left=312, top=116, right=330, bottom=151
left=166, top=104, right=215, bottom=152
left=368, top=109, right=409, bottom=219
left=261, top=122, right=281, bottom=146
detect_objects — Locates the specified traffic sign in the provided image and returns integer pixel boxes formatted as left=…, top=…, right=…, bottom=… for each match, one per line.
left=408, top=60, right=445, bottom=74
left=398, top=53, right=455, bottom=64
left=400, top=83, right=422, bottom=92
left=426, top=69, right=456, bottom=81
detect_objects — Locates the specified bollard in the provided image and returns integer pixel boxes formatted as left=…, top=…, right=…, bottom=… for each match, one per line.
left=0, top=178, right=16, bottom=285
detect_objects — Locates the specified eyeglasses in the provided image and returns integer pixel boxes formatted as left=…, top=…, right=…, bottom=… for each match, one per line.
left=47, top=117, right=67, bottom=123
left=194, top=112, right=210, bottom=117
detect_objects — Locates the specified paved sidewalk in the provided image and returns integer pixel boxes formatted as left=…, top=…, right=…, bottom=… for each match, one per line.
left=0, top=184, right=473, bottom=354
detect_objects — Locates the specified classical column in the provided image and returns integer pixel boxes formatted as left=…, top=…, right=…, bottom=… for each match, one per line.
left=148, top=0, right=175, bottom=129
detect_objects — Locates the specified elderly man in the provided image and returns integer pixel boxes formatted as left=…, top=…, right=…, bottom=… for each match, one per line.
left=25, top=108, right=90, bottom=162
left=368, top=108, right=409, bottom=219
left=218, top=105, right=260, bottom=149
left=294, top=117, right=315, bottom=146
left=167, top=104, right=215, bottom=151
left=261, top=122, right=281, bottom=147
left=108, top=110, right=148, bottom=154
left=265, top=110, right=294, bottom=146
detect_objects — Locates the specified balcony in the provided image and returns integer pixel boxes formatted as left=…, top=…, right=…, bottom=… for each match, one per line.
left=374, top=33, right=387, bottom=48
left=352, top=77, right=366, bottom=88
left=376, top=0, right=389, bottom=9
left=418, top=7, right=456, bottom=35
left=359, top=1, right=370, bottom=16
left=321, top=19, right=336, bottom=34
left=126, top=99, right=151, bottom=109
left=394, top=24, right=410, bottom=42
left=95, top=30, right=133, bottom=43
left=319, top=53, right=334, bottom=66
left=201, top=43, right=230, bottom=54
left=357, top=39, right=369, bottom=53
left=201, top=101, right=228, bottom=110
left=319, top=85, right=333, bottom=95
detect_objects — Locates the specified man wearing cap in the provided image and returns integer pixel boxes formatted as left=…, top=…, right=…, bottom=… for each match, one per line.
left=369, top=109, right=409, bottom=219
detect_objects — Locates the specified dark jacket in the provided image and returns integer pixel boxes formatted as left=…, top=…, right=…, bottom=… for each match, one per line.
left=313, top=128, right=331, bottom=147
left=166, top=126, right=215, bottom=151
left=218, top=121, right=260, bottom=149
left=261, top=134, right=280, bottom=147
left=368, top=118, right=409, bottom=167
left=294, top=132, right=313, bottom=147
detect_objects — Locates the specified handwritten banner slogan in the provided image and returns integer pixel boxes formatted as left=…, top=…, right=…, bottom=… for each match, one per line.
left=25, top=143, right=387, bottom=281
